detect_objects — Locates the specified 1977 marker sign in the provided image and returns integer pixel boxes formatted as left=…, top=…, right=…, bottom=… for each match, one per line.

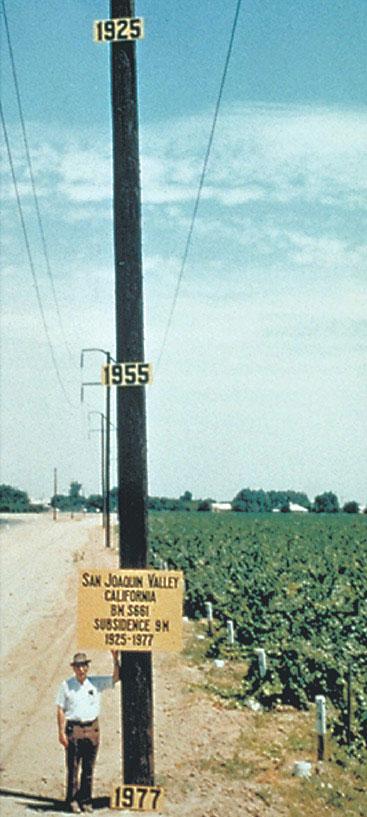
left=77, top=570, right=184, bottom=652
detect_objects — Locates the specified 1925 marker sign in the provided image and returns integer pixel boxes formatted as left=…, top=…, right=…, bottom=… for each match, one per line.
left=77, top=569, right=184, bottom=652
left=94, top=17, right=144, bottom=42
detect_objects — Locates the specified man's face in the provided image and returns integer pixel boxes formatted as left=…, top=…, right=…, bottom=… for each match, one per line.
left=73, top=662, right=89, bottom=684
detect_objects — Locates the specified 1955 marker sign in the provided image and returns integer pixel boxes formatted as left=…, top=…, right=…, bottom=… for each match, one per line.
left=101, top=362, right=152, bottom=386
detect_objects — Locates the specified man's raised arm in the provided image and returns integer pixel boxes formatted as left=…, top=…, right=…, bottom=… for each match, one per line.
left=112, top=651, right=121, bottom=684
left=57, top=705, right=68, bottom=748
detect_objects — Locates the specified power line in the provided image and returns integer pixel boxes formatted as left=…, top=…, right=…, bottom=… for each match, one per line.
left=1, top=102, right=77, bottom=409
left=1, top=0, right=76, bottom=365
left=155, top=0, right=243, bottom=370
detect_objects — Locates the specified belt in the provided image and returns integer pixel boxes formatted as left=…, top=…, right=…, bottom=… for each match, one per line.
left=67, top=719, right=97, bottom=727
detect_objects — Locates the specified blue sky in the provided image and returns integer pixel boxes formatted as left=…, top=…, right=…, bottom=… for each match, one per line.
left=1, top=1, right=366, bottom=504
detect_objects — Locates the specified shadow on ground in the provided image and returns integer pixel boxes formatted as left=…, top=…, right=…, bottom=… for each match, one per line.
left=0, top=790, right=110, bottom=812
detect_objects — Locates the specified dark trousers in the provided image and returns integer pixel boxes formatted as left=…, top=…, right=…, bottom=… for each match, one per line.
left=65, top=719, right=100, bottom=806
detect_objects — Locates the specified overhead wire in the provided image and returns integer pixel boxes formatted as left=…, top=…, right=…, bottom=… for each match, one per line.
left=1, top=2, right=116, bottom=485
left=155, top=0, right=243, bottom=370
left=1, top=102, right=77, bottom=409
left=1, top=0, right=76, bottom=365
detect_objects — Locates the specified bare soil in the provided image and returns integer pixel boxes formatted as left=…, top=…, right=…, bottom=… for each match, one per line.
left=0, top=514, right=342, bottom=817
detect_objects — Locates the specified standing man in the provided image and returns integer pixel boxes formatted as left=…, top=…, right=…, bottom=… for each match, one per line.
left=56, top=651, right=120, bottom=814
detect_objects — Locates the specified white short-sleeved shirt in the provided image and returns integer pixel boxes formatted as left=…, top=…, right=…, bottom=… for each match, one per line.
left=56, top=676, right=113, bottom=721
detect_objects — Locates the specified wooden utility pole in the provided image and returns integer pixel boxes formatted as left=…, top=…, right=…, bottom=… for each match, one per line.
left=80, top=348, right=112, bottom=547
left=101, top=412, right=106, bottom=529
left=53, top=467, right=58, bottom=520
left=105, top=351, right=112, bottom=547
left=111, top=0, right=154, bottom=784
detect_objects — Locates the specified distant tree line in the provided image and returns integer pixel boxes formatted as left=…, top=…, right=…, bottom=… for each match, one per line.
left=0, top=482, right=117, bottom=514
left=149, top=489, right=364, bottom=514
left=232, top=488, right=311, bottom=513
left=1, top=483, right=364, bottom=515
left=232, top=488, right=347, bottom=513
left=232, top=488, right=365, bottom=513
left=50, top=482, right=118, bottom=512
left=0, top=484, right=45, bottom=513
left=148, top=491, right=202, bottom=512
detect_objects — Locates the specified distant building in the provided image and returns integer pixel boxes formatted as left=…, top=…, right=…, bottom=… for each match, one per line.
left=289, top=502, right=308, bottom=512
left=211, top=502, right=232, bottom=512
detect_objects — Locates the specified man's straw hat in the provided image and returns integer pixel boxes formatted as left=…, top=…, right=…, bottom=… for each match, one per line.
left=71, top=652, right=91, bottom=666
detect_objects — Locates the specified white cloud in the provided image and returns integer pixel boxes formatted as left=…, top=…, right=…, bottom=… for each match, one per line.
left=143, top=250, right=366, bottom=370
left=57, top=149, right=112, bottom=202
left=2, top=103, right=366, bottom=217
left=2, top=102, right=366, bottom=504
left=141, top=103, right=367, bottom=210
left=286, top=232, right=367, bottom=271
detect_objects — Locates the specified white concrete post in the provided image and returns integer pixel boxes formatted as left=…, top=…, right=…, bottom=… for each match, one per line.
left=315, top=695, right=326, bottom=760
left=205, top=601, right=213, bottom=635
left=255, top=648, right=267, bottom=678
left=226, top=619, right=234, bottom=645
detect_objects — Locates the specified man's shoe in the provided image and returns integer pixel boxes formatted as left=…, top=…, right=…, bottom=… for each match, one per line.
left=81, top=806, right=93, bottom=813
left=70, top=803, right=82, bottom=814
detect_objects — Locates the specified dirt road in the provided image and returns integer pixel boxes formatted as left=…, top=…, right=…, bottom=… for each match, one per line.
left=0, top=514, right=306, bottom=817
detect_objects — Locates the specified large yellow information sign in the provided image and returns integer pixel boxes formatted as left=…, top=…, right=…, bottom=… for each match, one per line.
left=77, top=569, right=184, bottom=652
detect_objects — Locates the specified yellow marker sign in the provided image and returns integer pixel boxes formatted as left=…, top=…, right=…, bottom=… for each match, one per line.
left=101, top=362, right=153, bottom=386
left=77, top=570, right=184, bottom=652
left=110, top=784, right=164, bottom=812
left=94, top=17, right=144, bottom=42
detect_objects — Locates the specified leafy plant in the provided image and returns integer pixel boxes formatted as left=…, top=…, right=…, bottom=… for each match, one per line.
left=149, top=511, right=367, bottom=746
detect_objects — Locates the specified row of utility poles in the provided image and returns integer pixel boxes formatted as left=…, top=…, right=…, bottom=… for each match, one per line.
left=80, top=347, right=114, bottom=549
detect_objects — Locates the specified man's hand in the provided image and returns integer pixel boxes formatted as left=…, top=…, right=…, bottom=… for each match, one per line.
left=111, top=650, right=121, bottom=683
left=59, top=732, right=68, bottom=749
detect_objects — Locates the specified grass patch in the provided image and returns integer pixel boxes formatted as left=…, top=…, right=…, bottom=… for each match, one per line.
left=183, top=620, right=249, bottom=705
left=197, top=731, right=257, bottom=780
left=182, top=620, right=210, bottom=662
left=182, top=620, right=367, bottom=817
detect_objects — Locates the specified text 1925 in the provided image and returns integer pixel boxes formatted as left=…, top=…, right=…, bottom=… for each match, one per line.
left=104, top=633, right=154, bottom=648
left=94, top=18, right=144, bottom=42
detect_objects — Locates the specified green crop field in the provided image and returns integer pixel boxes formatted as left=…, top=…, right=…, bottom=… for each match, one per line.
left=149, top=511, right=367, bottom=752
